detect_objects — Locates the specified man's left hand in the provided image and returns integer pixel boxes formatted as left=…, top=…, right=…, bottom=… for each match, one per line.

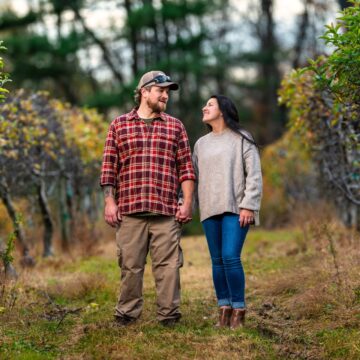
left=176, top=203, right=192, bottom=224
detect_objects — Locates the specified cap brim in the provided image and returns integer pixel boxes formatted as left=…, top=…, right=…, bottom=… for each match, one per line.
left=157, top=82, right=179, bottom=90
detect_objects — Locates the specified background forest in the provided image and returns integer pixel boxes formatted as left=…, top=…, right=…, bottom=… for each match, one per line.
left=0, top=1, right=359, bottom=359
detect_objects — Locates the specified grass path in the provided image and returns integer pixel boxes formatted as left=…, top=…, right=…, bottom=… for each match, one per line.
left=0, top=227, right=359, bottom=359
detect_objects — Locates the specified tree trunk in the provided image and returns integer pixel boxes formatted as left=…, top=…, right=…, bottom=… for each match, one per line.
left=124, top=0, right=139, bottom=76
left=59, top=178, right=71, bottom=251
left=258, top=0, right=283, bottom=143
left=292, top=0, right=310, bottom=69
left=143, top=0, right=160, bottom=64
left=58, top=75, right=80, bottom=104
left=0, top=181, right=35, bottom=266
left=340, top=200, right=359, bottom=231
left=66, top=178, right=76, bottom=244
left=37, top=179, right=54, bottom=257
left=71, top=6, right=124, bottom=83
left=160, top=0, right=171, bottom=67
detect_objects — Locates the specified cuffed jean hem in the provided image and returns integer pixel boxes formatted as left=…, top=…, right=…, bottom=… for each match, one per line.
left=232, top=301, right=245, bottom=309
left=218, top=299, right=231, bottom=307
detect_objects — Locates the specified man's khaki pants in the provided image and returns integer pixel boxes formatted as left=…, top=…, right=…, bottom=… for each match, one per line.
left=115, top=215, right=183, bottom=321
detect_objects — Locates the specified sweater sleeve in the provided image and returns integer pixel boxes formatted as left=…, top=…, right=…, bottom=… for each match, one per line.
left=238, top=140, right=262, bottom=211
left=192, top=142, right=199, bottom=210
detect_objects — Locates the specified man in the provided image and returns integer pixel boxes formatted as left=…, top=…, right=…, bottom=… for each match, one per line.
left=100, top=70, right=195, bottom=327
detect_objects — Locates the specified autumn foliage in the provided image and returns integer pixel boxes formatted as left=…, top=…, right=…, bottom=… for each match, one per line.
left=0, top=90, right=108, bottom=262
left=277, top=1, right=360, bottom=229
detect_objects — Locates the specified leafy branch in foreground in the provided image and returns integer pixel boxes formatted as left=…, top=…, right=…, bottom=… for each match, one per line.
left=0, top=40, right=11, bottom=102
left=308, top=0, right=360, bottom=105
left=0, top=214, right=20, bottom=281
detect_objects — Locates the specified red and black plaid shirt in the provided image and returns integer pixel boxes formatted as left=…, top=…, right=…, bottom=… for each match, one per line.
left=100, top=108, right=196, bottom=216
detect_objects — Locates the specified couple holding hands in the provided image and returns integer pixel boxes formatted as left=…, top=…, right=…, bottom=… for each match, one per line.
left=100, top=70, right=262, bottom=329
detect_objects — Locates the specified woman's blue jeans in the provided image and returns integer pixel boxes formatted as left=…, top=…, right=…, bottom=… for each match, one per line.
left=202, top=213, right=249, bottom=309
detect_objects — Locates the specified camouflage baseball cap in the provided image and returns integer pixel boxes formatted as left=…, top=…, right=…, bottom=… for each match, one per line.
left=137, top=70, right=179, bottom=90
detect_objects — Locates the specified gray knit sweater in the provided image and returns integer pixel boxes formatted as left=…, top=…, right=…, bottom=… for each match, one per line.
left=193, top=128, right=262, bottom=224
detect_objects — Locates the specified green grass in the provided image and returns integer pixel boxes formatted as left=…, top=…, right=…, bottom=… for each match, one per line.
left=1, top=227, right=359, bottom=359
left=316, top=328, right=360, bottom=359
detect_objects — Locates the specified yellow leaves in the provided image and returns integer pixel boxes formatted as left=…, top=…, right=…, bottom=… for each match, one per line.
left=19, top=99, right=33, bottom=112
left=331, top=118, right=339, bottom=127
left=61, top=107, right=107, bottom=164
left=86, top=302, right=99, bottom=312
left=0, top=119, right=9, bottom=130
left=7, top=149, right=18, bottom=159
left=33, top=163, right=41, bottom=171
left=0, top=306, right=6, bottom=313
left=1, top=90, right=107, bottom=180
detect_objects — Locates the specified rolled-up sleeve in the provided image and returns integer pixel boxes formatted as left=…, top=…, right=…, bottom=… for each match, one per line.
left=100, top=122, right=119, bottom=187
left=176, top=123, right=196, bottom=183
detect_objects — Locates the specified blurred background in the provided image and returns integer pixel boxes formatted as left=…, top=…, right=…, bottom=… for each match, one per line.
left=0, top=0, right=359, bottom=263
left=1, top=0, right=344, bottom=144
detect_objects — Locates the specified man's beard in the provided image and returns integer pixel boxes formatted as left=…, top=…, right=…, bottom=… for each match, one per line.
left=147, top=98, right=166, bottom=113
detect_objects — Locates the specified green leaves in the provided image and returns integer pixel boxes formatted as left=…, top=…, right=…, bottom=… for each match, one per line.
left=310, top=1, right=360, bottom=104
left=1, top=232, right=16, bottom=270
left=0, top=41, right=11, bottom=102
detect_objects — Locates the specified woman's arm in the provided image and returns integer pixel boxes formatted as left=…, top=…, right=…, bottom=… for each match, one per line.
left=238, top=140, right=262, bottom=216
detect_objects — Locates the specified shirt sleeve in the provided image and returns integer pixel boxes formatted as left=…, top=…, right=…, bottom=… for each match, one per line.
left=176, top=123, right=196, bottom=183
left=100, top=121, right=119, bottom=188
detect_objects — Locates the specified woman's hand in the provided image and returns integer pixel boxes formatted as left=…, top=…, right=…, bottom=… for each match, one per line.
left=239, top=209, right=254, bottom=227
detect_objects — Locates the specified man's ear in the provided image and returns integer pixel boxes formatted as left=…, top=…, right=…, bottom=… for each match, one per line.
left=141, top=87, right=149, bottom=97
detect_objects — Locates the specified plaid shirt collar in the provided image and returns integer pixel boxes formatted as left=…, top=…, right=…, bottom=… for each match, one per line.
left=126, top=107, right=167, bottom=122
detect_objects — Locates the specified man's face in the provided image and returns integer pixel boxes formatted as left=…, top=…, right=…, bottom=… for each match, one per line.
left=142, top=86, right=170, bottom=113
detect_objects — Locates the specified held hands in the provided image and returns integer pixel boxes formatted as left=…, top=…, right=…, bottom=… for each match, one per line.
left=239, top=209, right=255, bottom=227
left=104, top=198, right=122, bottom=227
left=175, top=202, right=192, bottom=224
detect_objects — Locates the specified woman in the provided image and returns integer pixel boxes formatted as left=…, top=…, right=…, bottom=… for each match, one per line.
left=193, top=95, right=262, bottom=329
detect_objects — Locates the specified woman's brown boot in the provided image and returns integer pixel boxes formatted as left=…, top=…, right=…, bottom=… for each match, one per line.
left=230, top=308, right=246, bottom=330
left=215, top=306, right=232, bottom=328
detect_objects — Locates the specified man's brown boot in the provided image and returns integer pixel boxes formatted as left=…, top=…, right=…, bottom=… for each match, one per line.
left=229, top=309, right=246, bottom=330
left=215, top=306, right=232, bottom=328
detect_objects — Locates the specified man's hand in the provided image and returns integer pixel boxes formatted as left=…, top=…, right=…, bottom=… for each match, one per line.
left=239, top=208, right=254, bottom=228
left=176, top=180, right=194, bottom=224
left=176, top=202, right=192, bottom=224
left=103, top=186, right=122, bottom=227
left=104, top=199, right=122, bottom=227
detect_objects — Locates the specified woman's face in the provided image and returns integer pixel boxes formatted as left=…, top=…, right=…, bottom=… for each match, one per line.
left=202, top=98, right=222, bottom=124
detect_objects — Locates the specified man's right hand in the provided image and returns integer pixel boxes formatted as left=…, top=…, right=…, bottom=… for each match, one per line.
left=104, top=198, right=122, bottom=227
left=103, top=186, right=122, bottom=227
left=103, top=186, right=121, bottom=227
